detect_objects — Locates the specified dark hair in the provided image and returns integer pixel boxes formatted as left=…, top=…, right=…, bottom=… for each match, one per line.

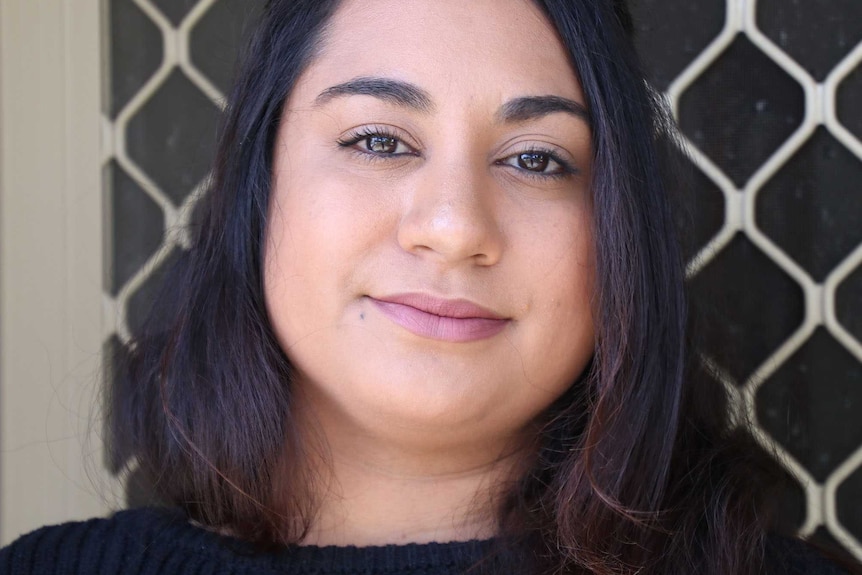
left=109, top=0, right=772, bottom=572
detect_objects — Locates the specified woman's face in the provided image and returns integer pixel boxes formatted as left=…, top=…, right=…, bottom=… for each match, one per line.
left=265, top=0, right=595, bottom=447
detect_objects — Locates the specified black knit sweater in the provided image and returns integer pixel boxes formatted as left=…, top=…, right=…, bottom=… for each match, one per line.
left=0, top=507, right=851, bottom=574
left=1, top=508, right=497, bottom=575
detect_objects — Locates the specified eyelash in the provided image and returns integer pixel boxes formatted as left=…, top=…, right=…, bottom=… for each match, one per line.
left=496, top=146, right=578, bottom=181
left=337, top=126, right=417, bottom=157
left=337, top=128, right=578, bottom=180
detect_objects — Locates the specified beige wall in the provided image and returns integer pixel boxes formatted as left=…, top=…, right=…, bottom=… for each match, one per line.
left=0, top=0, right=115, bottom=544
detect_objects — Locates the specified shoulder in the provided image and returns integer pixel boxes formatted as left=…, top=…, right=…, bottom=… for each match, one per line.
left=0, top=507, right=209, bottom=575
left=763, top=534, right=859, bottom=575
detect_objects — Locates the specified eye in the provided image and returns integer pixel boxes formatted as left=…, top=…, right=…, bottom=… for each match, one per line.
left=367, top=135, right=400, bottom=154
left=497, top=149, right=576, bottom=178
left=516, top=152, right=552, bottom=172
left=337, top=127, right=417, bottom=157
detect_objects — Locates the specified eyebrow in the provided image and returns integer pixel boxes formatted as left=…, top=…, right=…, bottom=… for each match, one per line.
left=314, top=77, right=434, bottom=112
left=498, top=95, right=590, bottom=125
left=314, top=76, right=589, bottom=126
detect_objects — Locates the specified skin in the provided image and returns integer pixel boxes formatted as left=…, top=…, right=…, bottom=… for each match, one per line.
left=265, top=0, right=595, bottom=545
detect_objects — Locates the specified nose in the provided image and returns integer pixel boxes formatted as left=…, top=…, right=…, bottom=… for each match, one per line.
left=397, top=160, right=503, bottom=266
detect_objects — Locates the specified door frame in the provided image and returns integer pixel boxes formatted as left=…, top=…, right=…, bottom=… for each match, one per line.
left=1, top=0, right=112, bottom=544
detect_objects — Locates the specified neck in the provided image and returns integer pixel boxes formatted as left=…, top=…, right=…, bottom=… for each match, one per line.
left=292, top=395, right=531, bottom=546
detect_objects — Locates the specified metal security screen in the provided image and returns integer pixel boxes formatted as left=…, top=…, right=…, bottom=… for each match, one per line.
left=101, top=0, right=862, bottom=559
left=631, top=0, right=862, bottom=558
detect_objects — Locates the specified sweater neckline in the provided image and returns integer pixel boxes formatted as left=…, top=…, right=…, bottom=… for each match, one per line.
left=124, top=507, right=498, bottom=573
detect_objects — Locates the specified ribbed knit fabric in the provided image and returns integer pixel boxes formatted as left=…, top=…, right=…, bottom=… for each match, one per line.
left=0, top=507, right=854, bottom=574
left=0, top=508, right=498, bottom=575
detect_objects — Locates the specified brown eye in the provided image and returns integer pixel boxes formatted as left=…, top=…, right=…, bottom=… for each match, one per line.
left=367, top=135, right=399, bottom=154
left=337, top=128, right=418, bottom=157
left=496, top=148, right=575, bottom=180
left=517, top=152, right=550, bottom=172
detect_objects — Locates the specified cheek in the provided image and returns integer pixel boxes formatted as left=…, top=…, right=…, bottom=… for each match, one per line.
left=517, top=202, right=595, bottom=387
left=263, top=205, right=307, bottom=350
left=262, top=165, right=393, bottom=349
left=519, top=195, right=594, bottom=301
left=263, top=165, right=335, bottom=349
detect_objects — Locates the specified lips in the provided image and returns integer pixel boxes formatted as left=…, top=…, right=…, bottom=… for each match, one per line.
left=368, top=293, right=509, bottom=342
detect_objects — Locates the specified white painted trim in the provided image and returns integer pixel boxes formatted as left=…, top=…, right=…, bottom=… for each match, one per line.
left=1, top=0, right=116, bottom=545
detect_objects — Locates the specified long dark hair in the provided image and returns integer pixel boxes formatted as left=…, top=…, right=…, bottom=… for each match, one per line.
left=108, top=0, right=772, bottom=572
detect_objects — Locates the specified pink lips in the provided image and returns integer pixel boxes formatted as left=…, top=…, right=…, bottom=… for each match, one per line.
left=369, top=293, right=509, bottom=342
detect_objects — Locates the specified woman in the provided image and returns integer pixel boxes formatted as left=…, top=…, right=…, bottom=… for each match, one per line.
left=1, top=0, right=853, bottom=573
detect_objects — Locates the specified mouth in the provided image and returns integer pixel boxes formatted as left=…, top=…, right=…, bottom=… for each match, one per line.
left=367, top=293, right=510, bottom=343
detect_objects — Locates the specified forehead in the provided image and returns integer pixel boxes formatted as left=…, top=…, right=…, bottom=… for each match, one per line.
left=293, top=0, right=584, bottom=107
